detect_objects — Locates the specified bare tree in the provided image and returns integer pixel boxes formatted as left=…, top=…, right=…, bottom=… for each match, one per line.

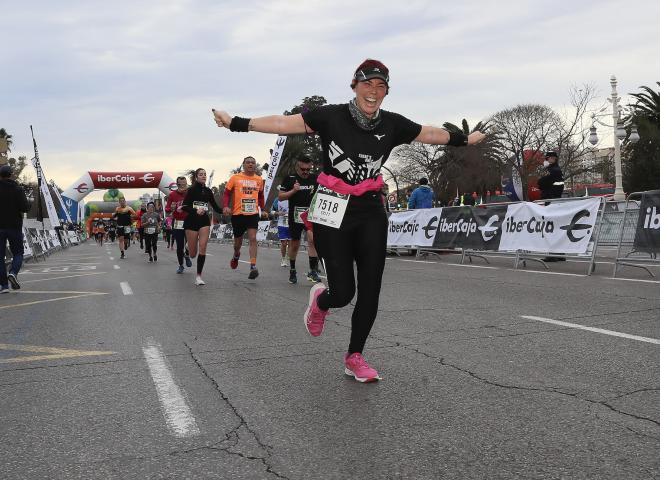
left=490, top=104, right=562, bottom=200
left=387, top=142, right=448, bottom=204
left=553, top=84, right=600, bottom=188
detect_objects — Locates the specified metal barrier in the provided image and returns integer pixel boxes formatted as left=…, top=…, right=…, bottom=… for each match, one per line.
left=613, top=190, right=660, bottom=278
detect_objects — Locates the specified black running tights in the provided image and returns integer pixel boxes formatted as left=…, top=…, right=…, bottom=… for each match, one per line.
left=313, top=200, right=388, bottom=354
left=145, top=233, right=158, bottom=257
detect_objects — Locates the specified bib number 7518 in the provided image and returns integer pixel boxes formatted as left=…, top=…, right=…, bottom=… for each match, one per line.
left=307, top=185, right=350, bottom=229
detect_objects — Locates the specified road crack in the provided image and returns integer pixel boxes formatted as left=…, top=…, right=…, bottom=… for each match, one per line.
left=402, top=344, right=660, bottom=428
left=184, top=342, right=289, bottom=480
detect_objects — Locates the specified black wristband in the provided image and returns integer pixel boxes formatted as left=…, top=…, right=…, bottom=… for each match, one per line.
left=447, top=130, right=468, bottom=147
left=229, top=116, right=251, bottom=132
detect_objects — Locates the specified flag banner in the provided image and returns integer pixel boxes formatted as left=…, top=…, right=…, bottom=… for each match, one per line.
left=51, top=182, right=72, bottom=223
left=633, top=191, right=660, bottom=253
left=432, top=205, right=508, bottom=250
left=387, top=209, right=443, bottom=247
left=499, top=198, right=600, bottom=253
left=31, top=157, right=62, bottom=232
left=263, top=136, right=287, bottom=200
left=61, top=195, right=78, bottom=223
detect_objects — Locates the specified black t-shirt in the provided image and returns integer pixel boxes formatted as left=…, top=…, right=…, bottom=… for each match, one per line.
left=279, top=174, right=318, bottom=209
left=301, top=104, right=422, bottom=185
left=279, top=173, right=318, bottom=224
left=115, top=209, right=133, bottom=226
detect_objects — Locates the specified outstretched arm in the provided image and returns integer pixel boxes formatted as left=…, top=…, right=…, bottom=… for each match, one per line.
left=212, top=110, right=309, bottom=135
left=415, top=125, right=486, bottom=146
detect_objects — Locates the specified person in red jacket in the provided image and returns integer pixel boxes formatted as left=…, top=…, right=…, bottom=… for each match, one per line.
left=165, top=176, right=193, bottom=274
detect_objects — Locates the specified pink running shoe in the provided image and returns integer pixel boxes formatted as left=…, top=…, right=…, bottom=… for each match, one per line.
left=304, top=283, right=329, bottom=337
left=344, top=352, right=381, bottom=382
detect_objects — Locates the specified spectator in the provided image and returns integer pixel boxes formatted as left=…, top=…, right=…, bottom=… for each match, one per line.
left=0, top=165, right=30, bottom=292
left=538, top=151, right=566, bottom=262
left=462, top=192, right=475, bottom=206
left=407, top=178, right=434, bottom=209
left=538, top=151, right=564, bottom=200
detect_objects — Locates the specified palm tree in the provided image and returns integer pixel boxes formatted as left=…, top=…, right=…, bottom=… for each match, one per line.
left=629, top=82, right=660, bottom=125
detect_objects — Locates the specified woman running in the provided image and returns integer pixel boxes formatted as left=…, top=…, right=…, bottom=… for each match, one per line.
left=181, top=168, right=222, bottom=285
left=212, top=59, right=485, bottom=381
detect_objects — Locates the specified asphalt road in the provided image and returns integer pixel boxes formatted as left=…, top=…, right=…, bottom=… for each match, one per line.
left=1, top=238, right=659, bottom=479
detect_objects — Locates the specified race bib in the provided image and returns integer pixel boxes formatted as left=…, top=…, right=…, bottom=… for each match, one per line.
left=307, top=186, right=349, bottom=229
left=294, top=207, right=308, bottom=224
left=193, top=201, right=209, bottom=212
left=241, top=198, right=257, bottom=214
left=145, top=227, right=156, bottom=235
left=174, top=220, right=184, bottom=230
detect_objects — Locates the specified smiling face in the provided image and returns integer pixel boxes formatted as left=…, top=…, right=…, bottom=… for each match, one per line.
left=176, top=176, right=187, bottom=192
left=353, top=79, right=388, bottom=118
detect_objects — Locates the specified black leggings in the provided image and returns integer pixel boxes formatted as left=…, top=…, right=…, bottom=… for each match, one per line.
left=172, top=229, right=188, bottom=265
left=145, top=233, right=158, bottom=256
left=314, top=192, right=388, bottom=354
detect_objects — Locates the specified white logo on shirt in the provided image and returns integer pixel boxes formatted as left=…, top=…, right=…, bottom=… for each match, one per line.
left=374, top=134, right=386, bottom=141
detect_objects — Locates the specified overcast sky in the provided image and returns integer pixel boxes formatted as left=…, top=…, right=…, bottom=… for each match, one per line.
left=2, top=0, right=659, bottom=201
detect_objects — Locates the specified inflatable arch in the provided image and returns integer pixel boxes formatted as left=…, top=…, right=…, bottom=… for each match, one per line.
left=61, top=171, right=176, bottom=220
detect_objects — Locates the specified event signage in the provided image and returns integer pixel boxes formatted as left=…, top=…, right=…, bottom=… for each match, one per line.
left=388, top=209, right=442, bottom=247
left=498, top=198, right=600, bottom=253
left=432, top=205, right=507, bottom=250
left=633, top=191, right=660, bottom=253
left=89, top=171, right=164, bottom=189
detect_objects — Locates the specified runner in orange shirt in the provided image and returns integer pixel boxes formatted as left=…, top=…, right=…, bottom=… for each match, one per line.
left=223, top=156, right=268, bottom=279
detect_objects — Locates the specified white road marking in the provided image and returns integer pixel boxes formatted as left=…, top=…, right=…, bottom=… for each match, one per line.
left=521, top=315, right=660, bottom=345
left=238, top=260, right=250, bottom=264
left=609, top=277, right=660, bottom=284
left=445, top=263, right=498, bottom=270
left=392, top=259, right=437, bottom=264
left=143, top=341, right=200, bottom=438
left=120, top=282, right=133, bottom=295
left=113, top=265, right=120, bottom=270
left=109, top=257, right=114, bottom=260
left=510, top=269, right=585, bottom=277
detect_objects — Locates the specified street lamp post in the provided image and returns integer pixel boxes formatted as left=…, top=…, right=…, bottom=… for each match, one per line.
left=588, top=75, right=640, bottom=201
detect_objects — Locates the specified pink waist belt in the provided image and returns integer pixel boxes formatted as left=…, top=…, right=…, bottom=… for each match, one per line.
left=300, top=174, right=385, bottom=230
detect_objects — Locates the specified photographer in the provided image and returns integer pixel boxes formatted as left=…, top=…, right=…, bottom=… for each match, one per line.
left=0, top=165, right=30, bottom=292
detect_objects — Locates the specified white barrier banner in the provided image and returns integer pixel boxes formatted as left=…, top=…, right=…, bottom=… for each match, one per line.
left=22, top=227, right=33, bottom=256
left=499, top=198, right=600, bottom=253
left=257, top=221, right=270, bottom=241
left=387, top=209, right=442, bottom=247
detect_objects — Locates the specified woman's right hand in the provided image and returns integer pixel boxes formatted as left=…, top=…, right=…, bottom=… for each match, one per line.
left=196, top=208, right=205, bottom=215
left=223, top=207, right=231, bottom=216
left=212, top=109, right=231, bottom=129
